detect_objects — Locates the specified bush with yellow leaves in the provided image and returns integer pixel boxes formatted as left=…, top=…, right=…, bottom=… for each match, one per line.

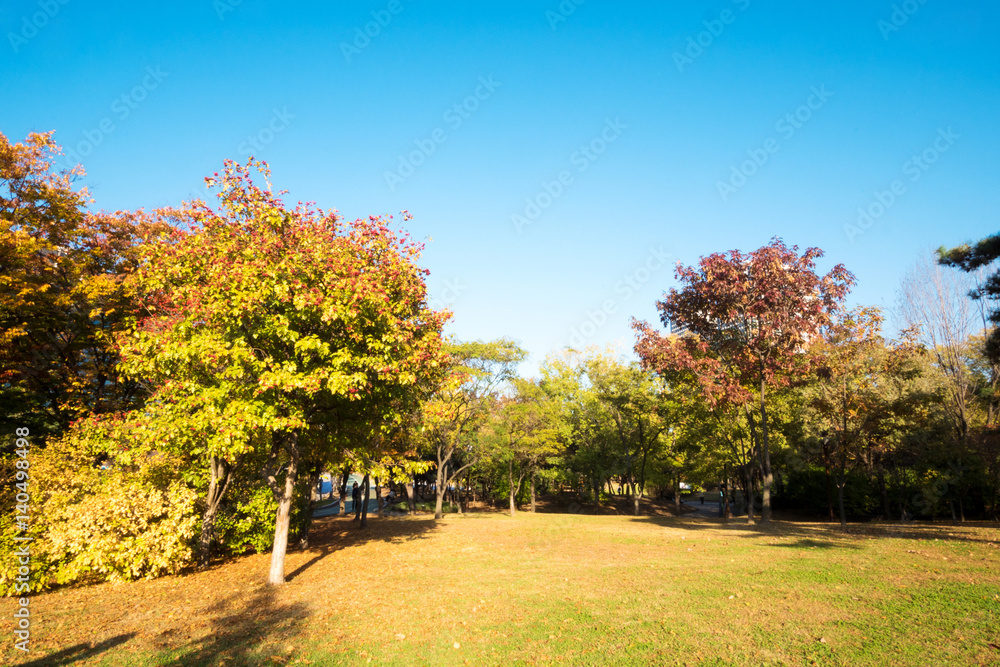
left=1, top=434, right=199, bottom=596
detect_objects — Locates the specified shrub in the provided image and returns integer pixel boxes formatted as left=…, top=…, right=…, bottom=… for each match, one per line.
left=1, top=447, right=199, bottom=596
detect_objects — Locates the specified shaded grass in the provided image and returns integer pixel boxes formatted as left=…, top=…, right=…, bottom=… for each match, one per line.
left=2, top=513, right=999, bottom=666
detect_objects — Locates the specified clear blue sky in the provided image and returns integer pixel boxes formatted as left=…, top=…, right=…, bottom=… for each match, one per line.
left=4, top=0, right=998, bottom=376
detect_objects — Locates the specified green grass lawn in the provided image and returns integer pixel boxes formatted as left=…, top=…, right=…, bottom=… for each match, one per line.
left=3, top=512, right=999, bottom=666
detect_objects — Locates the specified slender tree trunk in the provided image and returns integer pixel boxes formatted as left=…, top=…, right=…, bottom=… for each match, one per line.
left=836, top=454, right=848, bottom=529
left=745, top=466, right=755, bottom=526
left=435, top=448, right=448, bottom=520
left=406, top=479, right=416, bottom=512
left=823, top=441, right=836, bottom=521
left=759, top=375, right=773, bottom=523
left=674, top=471, right=681, bottom=517
left=435, top=482, right=445, bottom=518
left=508, top=459, right=517, bottom=517
left=338, top=464, right=350, bottom=517
left=593, top=476, right=601, bottom=514
left=376, top=476, right=384, bottom=518
left=266, top=432, right=300, bottom=586
left=360, top=473, right=371, bottom=529
left=199, top=455, right=237, bottom=568
left=530, top=473, right=537, bottom=513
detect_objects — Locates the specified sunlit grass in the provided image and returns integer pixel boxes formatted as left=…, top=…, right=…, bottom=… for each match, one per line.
left=3, top=511, right=999, bottom=666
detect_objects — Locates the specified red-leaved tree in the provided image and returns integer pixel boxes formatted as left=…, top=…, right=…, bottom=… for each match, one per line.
left=633, top=238, right=854, bottom=523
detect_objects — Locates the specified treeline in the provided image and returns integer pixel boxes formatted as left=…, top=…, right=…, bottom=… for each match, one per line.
left=2, top=131, right=998, bottom=596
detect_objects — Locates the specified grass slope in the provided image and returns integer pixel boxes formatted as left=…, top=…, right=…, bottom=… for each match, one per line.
left=2, top=512, right=999, bottom=666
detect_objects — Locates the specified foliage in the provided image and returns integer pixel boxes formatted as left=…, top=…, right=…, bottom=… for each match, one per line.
left=0, top=433, right=199, bottom=595
left=634, top=237, right=854, bottom=522
left=116, top=157, right=448, bottom=583
left=938, top=233, right=1000, bottom=363
left=417, top=338, right=526, bottom=518
left=214, top=475, right=311, bottom=556
left=0, top=131, right=165, bottom=439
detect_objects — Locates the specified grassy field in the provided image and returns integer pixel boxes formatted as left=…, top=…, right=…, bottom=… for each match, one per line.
left=2, top=511, right=999, bottom=666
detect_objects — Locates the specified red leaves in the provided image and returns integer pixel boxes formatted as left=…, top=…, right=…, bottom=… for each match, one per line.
left=635, top=238, right=854, bottom=408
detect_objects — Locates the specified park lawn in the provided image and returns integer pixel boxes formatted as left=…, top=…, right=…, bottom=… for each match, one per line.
left=2, top=512, right=999, bottom=666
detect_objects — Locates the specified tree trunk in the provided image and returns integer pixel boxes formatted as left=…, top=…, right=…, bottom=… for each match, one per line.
left=338, top=464, right=350, bottom=517
left=593, top=476, right=601, bottom=514
left=530, top=474, right=536, bottom=513
left=758, top=376, right=773, bottom=523
left=199, top=455, right=237, bottom=568
left=434, top=450, right=447, bottom=520
left=744, top=466, right=755, bottom=526
left=823, top=441, right=836, bottom=521
left=266, top=432, right=300, bottom=586
left=673, top=471, right=681, bottom=517
left=508, top=459, right=517, bottom=517
left=434, top=481, right=446, bottom=519
left=376, top=476, right=384, bottom=518
left=406, top=479, right=416, bottom=513
left=360, top=473, right=371, bottom=529
left=836, top=465, right=848, bottom=528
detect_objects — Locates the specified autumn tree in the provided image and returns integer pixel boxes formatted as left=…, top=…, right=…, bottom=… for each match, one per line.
left=120, top=158, right=447, bottom=585
left=0, top=131, right=162, bottom=439
left=483, top=378, right=562, bottom=516
left=583, top=353, right=674, bottom=516
left=419, top=339, right=526, bottom=519
left=634, top=238, right=853, bottom=523
left=539, top=352, right=615, bottom=513
left=803, top=307, right=924, bottom=526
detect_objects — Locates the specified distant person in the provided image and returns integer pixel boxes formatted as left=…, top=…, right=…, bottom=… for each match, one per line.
left=352, top=482, right=361, bottom=520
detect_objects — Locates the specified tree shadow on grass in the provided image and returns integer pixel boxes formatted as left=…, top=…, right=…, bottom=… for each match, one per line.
left=626, top=514, right=1000, bottom=547
left=162, top=587, right=312, bottom=666
left=285, top=513, right=438, bottom=583
left=12, top=633, right=135, bottom=666
left=770, top=538, right=845, bottom=549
